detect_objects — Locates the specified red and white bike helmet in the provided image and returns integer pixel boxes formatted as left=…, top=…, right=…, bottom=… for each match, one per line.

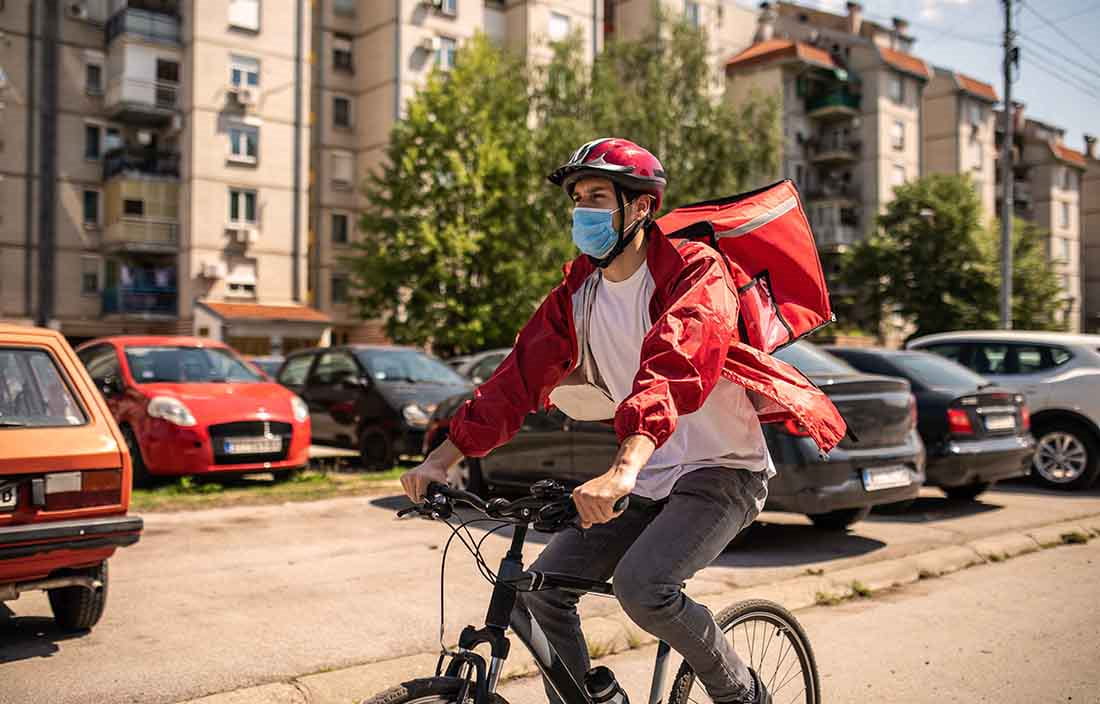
left=548, top=138, right=667, bottom=212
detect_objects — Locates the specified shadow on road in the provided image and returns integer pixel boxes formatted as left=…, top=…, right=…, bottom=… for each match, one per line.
left=0, top=605, right=85, bottom=664
left=986, top=477, right=1100, bottom=498
left=867, top=495, right=1004, bottom=524
left=711, top=521, right=886, bottom=568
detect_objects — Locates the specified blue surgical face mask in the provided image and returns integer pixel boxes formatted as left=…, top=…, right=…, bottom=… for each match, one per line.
left=571, top=206, right=620, bottom=259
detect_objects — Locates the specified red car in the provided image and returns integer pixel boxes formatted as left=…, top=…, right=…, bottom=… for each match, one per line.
left=74, top=337, right=311, bottom=485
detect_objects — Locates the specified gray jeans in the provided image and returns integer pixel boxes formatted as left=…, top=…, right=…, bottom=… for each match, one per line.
left=517, top=467, right=768, bottom=704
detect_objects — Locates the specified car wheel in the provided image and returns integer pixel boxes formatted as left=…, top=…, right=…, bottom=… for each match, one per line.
left=48, top=561, right=108, bottom=632
left=1031, top=422, right=1100, bottom=490
left=359, top=427, right=396, bottom=471
left=943, top=481, right=992, bottom=501
left=806, top=506, right=870, bottom=531
left=446, top=458, right=485, bottom=496
left=121, top=426, right=155, bottom=488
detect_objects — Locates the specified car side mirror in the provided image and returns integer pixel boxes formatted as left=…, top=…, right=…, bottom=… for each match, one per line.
left=341, top=375, right=369, bottom=390
left=100, top=376, right=123, bottom=397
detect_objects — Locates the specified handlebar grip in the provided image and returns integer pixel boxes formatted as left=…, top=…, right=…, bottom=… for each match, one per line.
left=612, top=495, right=630, bottom=513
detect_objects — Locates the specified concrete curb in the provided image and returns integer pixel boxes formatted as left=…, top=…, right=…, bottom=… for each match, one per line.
left=173, top=515, right=1100, bottom=704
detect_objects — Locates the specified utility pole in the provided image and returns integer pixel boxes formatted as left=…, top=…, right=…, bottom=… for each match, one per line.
left=999, top=0, right=1017, bottom=330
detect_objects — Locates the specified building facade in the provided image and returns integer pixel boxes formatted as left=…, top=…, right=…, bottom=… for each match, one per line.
left=1078, top=136, right=1099, bottom=332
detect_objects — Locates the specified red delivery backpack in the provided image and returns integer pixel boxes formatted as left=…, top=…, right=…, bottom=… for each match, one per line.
left=654, top=179, right=834, bottom=354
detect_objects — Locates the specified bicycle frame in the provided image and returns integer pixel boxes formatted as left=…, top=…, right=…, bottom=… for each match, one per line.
left=440, top=522, right=674, bottom=704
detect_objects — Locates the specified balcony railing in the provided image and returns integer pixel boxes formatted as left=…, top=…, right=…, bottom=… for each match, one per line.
left=106, top=8, right=181, bottom=45
left=805, top=183, right=860, bottom=201
left=103, top=220, right=179, bottom=250
left=104, top=148, right=180, bottom=180
left=105, top=78, right=178, bottom=121
left=102, top=287, right=178, bottom=316
left=808, top=136, right=861, bottom=162
left=806, top=91, right=860, bottom=118
left=814, top=225, right=860, bottom=250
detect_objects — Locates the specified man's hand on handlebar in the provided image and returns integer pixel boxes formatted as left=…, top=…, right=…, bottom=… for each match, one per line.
left=572, top=433, right=655, bottom=529
left=401, top=438, right=465, bottom=502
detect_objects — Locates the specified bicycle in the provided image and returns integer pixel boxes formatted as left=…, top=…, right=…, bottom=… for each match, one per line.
left=365, top=480, right=820, bottom=704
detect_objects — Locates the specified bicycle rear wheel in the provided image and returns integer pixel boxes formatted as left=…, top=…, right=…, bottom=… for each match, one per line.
left=667, top=599, right=820, bottom=704
left=362, top=676, right=511, bottom=704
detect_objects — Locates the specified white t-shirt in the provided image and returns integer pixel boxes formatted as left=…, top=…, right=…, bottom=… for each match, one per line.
left=588, top=262, right=774, bottom=500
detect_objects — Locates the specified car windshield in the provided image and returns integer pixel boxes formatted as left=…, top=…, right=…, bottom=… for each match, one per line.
left=774, top=342, right=856, bottom=375
left=125, top=346, right=263, bottom=384
left=891, top=352, right=988, bottom=390
left=356, top=349, right=468, bottom=385
left=0, top=348, right=86, bottom=427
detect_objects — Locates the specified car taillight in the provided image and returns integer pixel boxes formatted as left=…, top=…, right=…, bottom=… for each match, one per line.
left=1020, top=404, right=1030, bottom=431
left=44, top=469, right=123, bottom=511
left=782, top=418, right=812, bottom=437
left=947, top=408, right=974, bottom=435
left=908, top=394, right=918, bottom=430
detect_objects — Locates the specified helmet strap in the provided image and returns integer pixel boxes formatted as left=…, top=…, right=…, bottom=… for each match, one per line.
left=588, top=186, right=650, bottom=269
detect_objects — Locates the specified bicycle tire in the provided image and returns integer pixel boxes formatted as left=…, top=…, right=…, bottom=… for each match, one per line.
left=362, top=676, right=511, bottom=704
left=667, top=599, right=820, bottom=704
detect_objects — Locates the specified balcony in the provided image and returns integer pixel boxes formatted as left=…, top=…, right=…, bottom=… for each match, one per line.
left=103, top=220, right=179, bottom=252
left=102, top=286, right=178, bottom=317
left=105, top=77, right=179, bottom=124
left=814, top=225, right=861, bottom=252
left=106, top=8, right=181, bottom=46
left=808, top=136, right=861, bottom=164
left=806, top=91, right=861, bottom=120
left=104, top=147, right=180, bottom=181
left=805, top=183, right=860, bottom=203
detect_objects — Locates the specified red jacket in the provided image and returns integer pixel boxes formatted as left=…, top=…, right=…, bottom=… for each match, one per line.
left=449, top=228, right=847, bottom=457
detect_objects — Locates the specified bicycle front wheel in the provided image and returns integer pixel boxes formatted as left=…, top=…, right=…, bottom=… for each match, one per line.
left=362, top=676, right=511, bottom=704
left=667, top=599, right=820, bottom=704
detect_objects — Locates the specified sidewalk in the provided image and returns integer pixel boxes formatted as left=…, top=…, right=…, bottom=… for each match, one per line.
left=174, top=510, right=1100, bottom=704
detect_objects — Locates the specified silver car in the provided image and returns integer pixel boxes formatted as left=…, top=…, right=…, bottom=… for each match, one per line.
left=907, top=330, right=1100, bottom=490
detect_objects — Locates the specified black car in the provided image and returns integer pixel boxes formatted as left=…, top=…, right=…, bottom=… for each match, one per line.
left=426, top=341, right=926, bottom=531
left=277, top=345, right=471, bottom=469
left=826, top=347, right=1034, bottom=500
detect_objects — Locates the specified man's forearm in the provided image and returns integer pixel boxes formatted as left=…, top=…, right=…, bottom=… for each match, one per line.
left=611, top=433, right=657, bottom=479
left=425, top=437, right=464, bottom=471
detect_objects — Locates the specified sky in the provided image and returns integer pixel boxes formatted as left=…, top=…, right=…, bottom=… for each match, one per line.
left=738, top=0, right=1100, bottom=153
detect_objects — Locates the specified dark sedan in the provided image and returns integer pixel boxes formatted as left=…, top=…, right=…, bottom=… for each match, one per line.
left=826, top=347, right=1034, bottom=500
left=425, top=341, right=925, bottom=531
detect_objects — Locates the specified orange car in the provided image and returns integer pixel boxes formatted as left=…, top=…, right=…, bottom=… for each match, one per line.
left=0, top=324, right=142, bottom=631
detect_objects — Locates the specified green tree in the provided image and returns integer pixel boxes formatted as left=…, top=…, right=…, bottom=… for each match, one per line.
left=837, top=173, right=1068, bottom=338
left=349, top=23, right=779, bottom=355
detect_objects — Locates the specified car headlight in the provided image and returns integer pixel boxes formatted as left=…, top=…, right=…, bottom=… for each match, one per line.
left=147, top=396, right=197, bottom=427
left=402, top=402, right=431, bottom=427
left=290, top=395, right=309, bottom=422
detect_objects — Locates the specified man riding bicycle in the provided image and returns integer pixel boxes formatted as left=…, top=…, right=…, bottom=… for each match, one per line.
left=402, top=138, right=845, bottom=704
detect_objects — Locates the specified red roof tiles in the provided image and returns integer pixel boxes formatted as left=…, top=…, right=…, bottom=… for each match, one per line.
left=727, top=39, right=839, bottom=71
left=956, top=72, right=998, bottom=102
left=879, top=46, right=932, bottom=80
left=200, top=302, right=332, bottom=323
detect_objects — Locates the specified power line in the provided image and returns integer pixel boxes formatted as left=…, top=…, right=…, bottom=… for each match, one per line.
left=1017, top=37, right=1100, bottom=93
left=1021, top=53, right=1100, bottom=102
left=1019, top=0, right=1100, bottom=67
left=1044, top=4, right=1099, bottom=26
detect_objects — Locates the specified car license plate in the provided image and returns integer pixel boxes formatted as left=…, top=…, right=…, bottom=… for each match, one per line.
left=0, top=481, right=18, bottom=511
left=223, top=436, right=281, bottom=454
left=984, top=415, right=1016, bottom=432
left=861, top=465, right=912, bottom=492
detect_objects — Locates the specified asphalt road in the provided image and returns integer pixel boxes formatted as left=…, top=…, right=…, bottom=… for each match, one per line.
left=2, top=480, right=1099, bottom=704
left=500, top=534, right=1100, bottom=703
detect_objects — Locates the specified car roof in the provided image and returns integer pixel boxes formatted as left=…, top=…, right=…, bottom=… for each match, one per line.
left=0, top=323, right=67, bottom=343
left=826, top=346, right=938, bottom=358
left=78, top=335, right=229, bottom=349
left=907, top=330, right=1100, bottom=348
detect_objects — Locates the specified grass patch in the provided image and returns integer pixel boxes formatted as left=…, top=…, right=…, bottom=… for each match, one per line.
left=587, top=638, right=615, bottom=660
left=1061, top=531, right=1090, bottom=545
left=803, top=567, right=825, bottom=576
left=131, top=468, right=404, bottom=512
left=624, top=628, right=645, bottom=650
left=814, top=591, right=843, bottom=607
left=851, top=580, right=872, bottom=598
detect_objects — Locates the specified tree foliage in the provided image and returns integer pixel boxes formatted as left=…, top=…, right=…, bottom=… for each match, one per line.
left=348, top=24, right=779, bottom=355
left=837, top=173, right=1068, bottom=338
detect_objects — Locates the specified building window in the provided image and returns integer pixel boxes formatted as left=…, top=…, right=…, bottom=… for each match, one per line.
left=332, top=213, right=349, bottom=244
left=229, top=188, right=258, bottom=224
left=441, top=0, right=457, bottom=16
left=888, top=73, right=904, bottom=104
left=123, top=199, right=145, bottom=217
left=331, top=275, right=349, bottom=304
left=332, top=151, right=354, bottom=189
left=230, top=55, right=260, bottom=87
left=1063, top=167, right=1077, bottom=191
left=891, top=164, right=906, bottom=187
left=548, top=11, right=570, bottom=41
left=684, top=1, right=700, bottom=28
left=226, top=259, right=258, bottom=298
left=333, top=96, right=352, bottom=127
left=229, top=0, right=261, bottom=31
left=968, top=101, right=982, bottom=126
left=437, top=36, right=457, bottom=71
left=1059, top=237, right=1070, bottom=262
left=229, top=124, right=259, bottom=162
left=333, top=34, right=353, bottom=72
left=85, top=62, right=103, bottom=95
left=85, top=124, right=101, bottom=160
left=105, top=127, right=121, bottom=152
left=333, top=0, right=356, bottom=15
left=156, top=59, right=179, bottom=84
left=81, top=257, right=100, bottom=296
left=1061, top=201, right=1071, bottom=229
left=891, top=120, right=905, bottom=150
left=83, top=189, right=100, bottom=226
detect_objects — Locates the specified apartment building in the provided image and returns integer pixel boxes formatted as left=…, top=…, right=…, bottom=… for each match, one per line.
left=922, top=66, right=998, bottom=220
left=724, top=1, right=930, bottom=280
left=995, top=108, right=1087, bottom=332
left=1077, top=136, right=1099, bottom=332
left=0, top=0, right=326, bottom=354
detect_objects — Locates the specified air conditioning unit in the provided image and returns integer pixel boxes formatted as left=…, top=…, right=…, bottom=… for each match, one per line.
left=235, top=87, right=257, bottom=107
left=66, top=2, right=88, bottom=20
left=236, top=228, right=259, bottom=245
left=201, top=262, right=226, bottom=279
left=419, top=35, right=440, bottom=52
left=421, top=0, right=445, bottom=9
